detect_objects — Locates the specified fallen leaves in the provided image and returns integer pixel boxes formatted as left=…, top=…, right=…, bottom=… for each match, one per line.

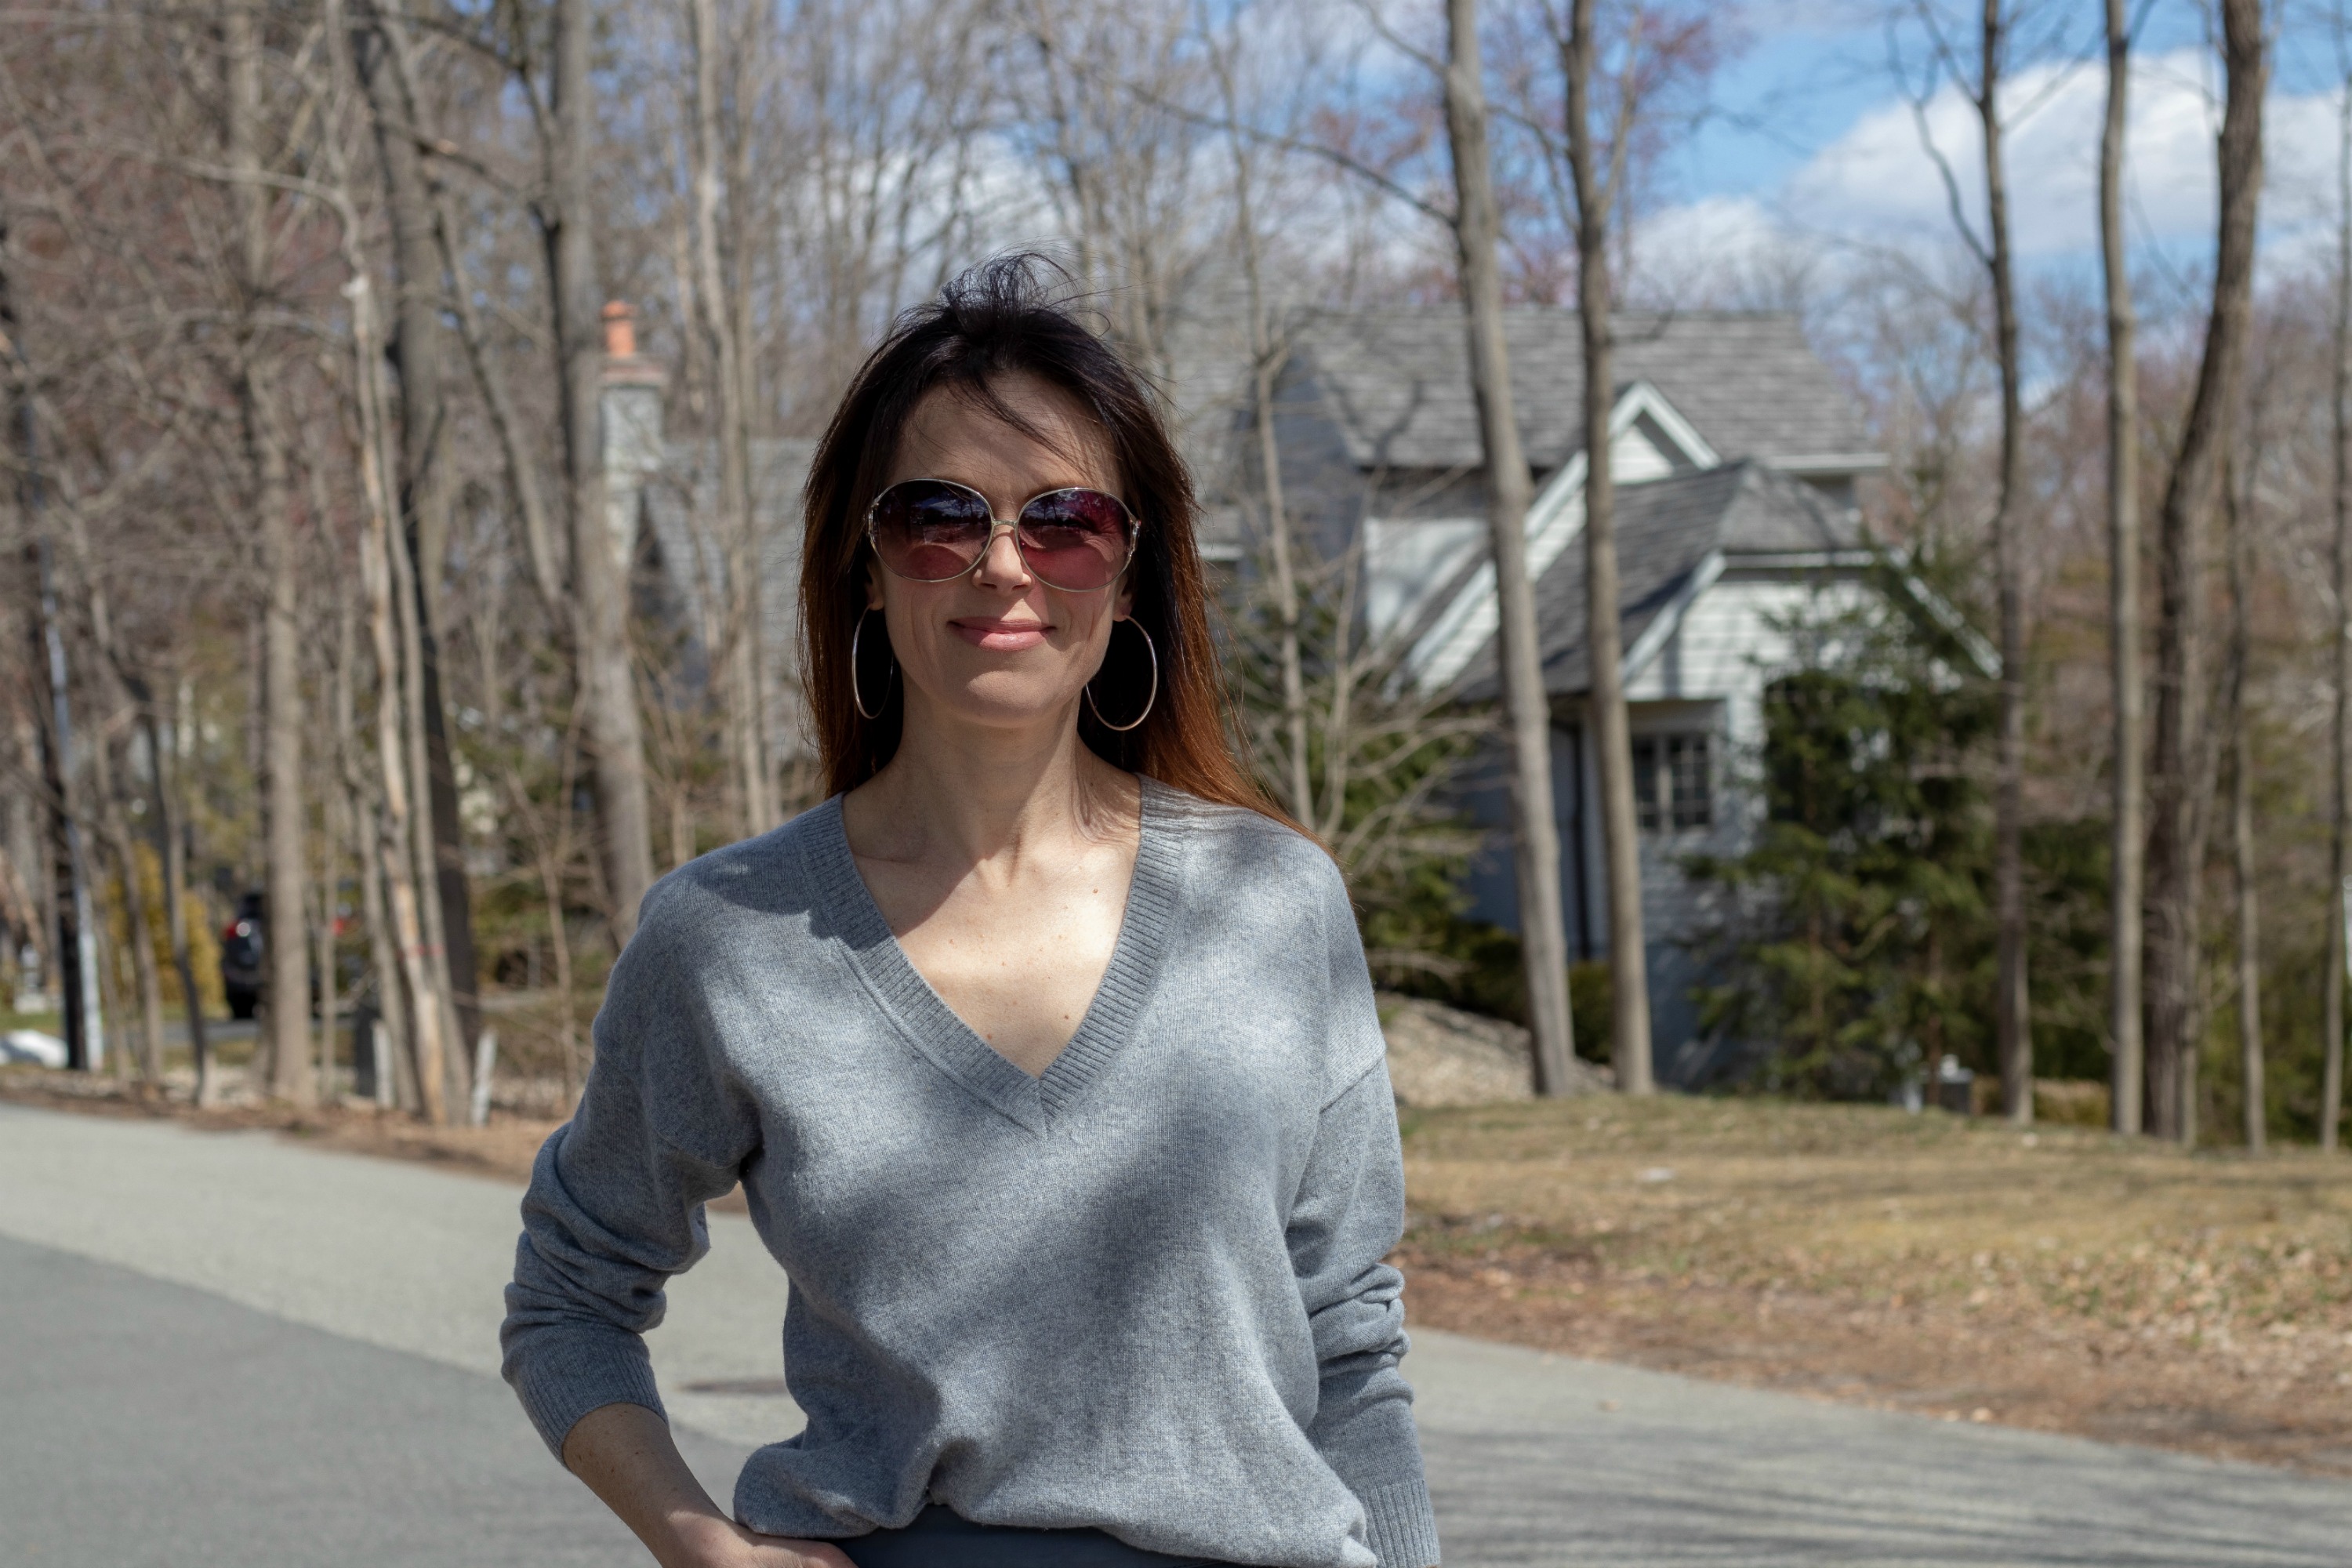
left=1399, top=1094, right=2352, bottom=1474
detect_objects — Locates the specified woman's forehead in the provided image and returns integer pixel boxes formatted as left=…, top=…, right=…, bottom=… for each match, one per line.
left=890, top=374, right=1120, bottom=495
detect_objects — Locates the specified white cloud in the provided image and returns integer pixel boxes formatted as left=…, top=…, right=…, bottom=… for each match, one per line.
left=1625, top=194, right=1823, bottom=307
left=1639, top=50, right=2346, bottom=282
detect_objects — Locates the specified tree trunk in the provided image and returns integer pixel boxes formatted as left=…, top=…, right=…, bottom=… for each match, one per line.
left=1254, top=343, right=1312, bottom=824
left=355, top=409, right=450, bottom=1125
left=2101, top=0, right=2145, bottom=1135
left=553, top=0, right=655, bottom=941
left=90, top=728, right=167, bottom=1092
left=2146, top=0, right=2265, bottom=1143
left=1971, top=0, right=2033, bottom=1124
left=383, top=424, right=470, bottom=1116
left=688, top=0, right=771, bottom=842
left=314, top=762, right=342, bottom=1102
left=334, top=593, right=416, bottom=1113
left=373, top=0, right=568, bottom=619
left=27, top=539, right=103, bottom=1073
left=140, top=695, right=212, bottom=1105
left=2225, top=459, right=2263, bottom=1152
left=2325, top=44, right=2351, bottom=1155
left=4, top=214, right=100, bottom=1073
left=356, top=7, right=484, bottom=1076
left=1565, top=0, right=1652, bottom=1094
left=536, top=833, right=583, bottom=1106
left=315, top=9, right=462, bottom=1122
left=1443, top=0, right=1577, bottom=1095
left=1209, top=39, right=1312, bottom=824
left=49, top=456, right=165, bottom=1091
left=227, top=0, right=315, bottom=1105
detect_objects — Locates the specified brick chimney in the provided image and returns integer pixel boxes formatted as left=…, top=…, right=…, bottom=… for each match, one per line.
left=599, top=301, right=666, bottom=572
left=601, top=300, right=664, bottom=390
left=600, top=299, right=637, bottom=358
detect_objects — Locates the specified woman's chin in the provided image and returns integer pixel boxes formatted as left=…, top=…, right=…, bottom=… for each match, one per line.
left=910, top=674, right=1087, bottom=733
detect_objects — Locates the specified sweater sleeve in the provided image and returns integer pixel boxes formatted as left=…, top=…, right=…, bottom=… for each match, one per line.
left=1286, top=874, right=1442, bottom=1568
left=499, top=884, right=760, bottom=1458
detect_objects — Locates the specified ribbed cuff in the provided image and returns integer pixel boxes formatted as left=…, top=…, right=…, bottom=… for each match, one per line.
left=1359, top=1478, right=1442, bottom=1567
left=505, top=1329, right=666, bottom=1458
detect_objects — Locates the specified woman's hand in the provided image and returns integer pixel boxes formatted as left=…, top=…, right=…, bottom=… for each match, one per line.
left=562, top=1402, right=855, bottom=1568
left=667, top=1515, right=856, bottom=1568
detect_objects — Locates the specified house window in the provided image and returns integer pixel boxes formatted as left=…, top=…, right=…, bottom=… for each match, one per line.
left=1632, top=733, right=1712, bottom=832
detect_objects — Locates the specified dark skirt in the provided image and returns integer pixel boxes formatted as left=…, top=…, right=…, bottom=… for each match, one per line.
left=837, top=1505, right=1232, bottom=1568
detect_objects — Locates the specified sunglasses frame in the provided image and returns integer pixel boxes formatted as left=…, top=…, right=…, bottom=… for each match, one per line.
left=864, top=478, right=1138, bottom=593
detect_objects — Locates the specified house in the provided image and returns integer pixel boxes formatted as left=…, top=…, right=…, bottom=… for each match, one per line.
left=1198, top=307, right=1969, bottom=1087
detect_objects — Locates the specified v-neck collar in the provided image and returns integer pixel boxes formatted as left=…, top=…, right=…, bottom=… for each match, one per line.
left=801, top=777, right=1182, bottom=1134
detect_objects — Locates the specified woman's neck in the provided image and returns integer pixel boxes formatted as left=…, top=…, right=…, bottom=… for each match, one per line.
left=847, top=697, right=1135, bottom=869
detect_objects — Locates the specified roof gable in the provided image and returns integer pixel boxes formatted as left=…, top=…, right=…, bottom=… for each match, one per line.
left=1455, top=460, right=1869, bottom=700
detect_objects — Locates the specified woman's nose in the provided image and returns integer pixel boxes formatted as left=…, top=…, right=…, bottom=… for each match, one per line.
left=971, top=522, right=1031, bottom=588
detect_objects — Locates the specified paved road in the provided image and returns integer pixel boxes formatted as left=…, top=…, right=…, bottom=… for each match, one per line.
left=4, top=1102, right=2350, bottom=1566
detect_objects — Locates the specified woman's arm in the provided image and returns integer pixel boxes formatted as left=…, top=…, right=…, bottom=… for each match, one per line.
left=1285, top=857, right=1443, bottom=1567
left=1287, top=1062, right=1441, bottom=1568
left=563, top=1403, right=855, bottom=1568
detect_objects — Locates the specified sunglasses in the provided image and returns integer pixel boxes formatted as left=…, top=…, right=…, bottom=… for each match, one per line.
left=866, top=479, right=1136, bottom=593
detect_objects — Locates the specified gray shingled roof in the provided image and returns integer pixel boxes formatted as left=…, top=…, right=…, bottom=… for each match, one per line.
left=1457, top=459, right=1864, bottom=699
left=1292, top=309, right=1872, bottom=473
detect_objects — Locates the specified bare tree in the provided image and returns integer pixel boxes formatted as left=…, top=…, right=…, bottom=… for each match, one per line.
left=554, top=0, right=656, bottom=942
left=2326, top=6, right=2351, bottom=1155
left=225, top=0, right=315, bottom=1105
left=138, top=686, right=212, bottom=1104
left=1976, top=0, right=2031, bottom=1126
left=350, top=274, right=454, bottom=1126
left=1443, top=0, right=1578, bottom=1094
left=1014, top=0, right=1211, bottom=383
left=354, top=0, right=485, bottom=1071
left=1559, top=0, right=1653, bottom=1093
left=2101, top=0, right=2143, bottom=1134
left=45, top=473, right=168, bottom=1091
left=685, top=0, right=773, bottom=841
left=332, top=580, right=419, bottom=1112
left=2146, top=0, right=2265, bottom=1143
left=2224, top=450, right=2263, bottom=1151
left=1200, top=7, right=1312, bottom=822
left=1894, top=0, right=2033, bottom=1121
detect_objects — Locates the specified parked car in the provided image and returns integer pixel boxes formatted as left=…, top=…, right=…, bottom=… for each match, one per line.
left=220, top=891, right=264, bottom=1020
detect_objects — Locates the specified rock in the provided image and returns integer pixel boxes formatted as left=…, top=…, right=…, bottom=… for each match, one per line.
left=1377, top=993, right=1613, bottom=1106
left=2, top=1029, right=69, bottom=1069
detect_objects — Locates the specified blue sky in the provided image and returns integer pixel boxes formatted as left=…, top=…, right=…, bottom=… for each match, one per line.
left=1643, top=0, right=2347, bottom=284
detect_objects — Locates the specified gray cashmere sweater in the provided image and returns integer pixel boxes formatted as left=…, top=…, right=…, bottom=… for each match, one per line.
left=500, top=780, right=1439, bottom=1568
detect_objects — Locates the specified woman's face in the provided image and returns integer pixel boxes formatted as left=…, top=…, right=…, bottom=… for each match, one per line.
left=867, top=372, right=1134, bottom=740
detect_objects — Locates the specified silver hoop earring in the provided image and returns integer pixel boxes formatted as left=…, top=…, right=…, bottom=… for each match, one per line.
left=851, top=608, right=895, bottom=721
left=1085, top=620, right=1158, bottom=734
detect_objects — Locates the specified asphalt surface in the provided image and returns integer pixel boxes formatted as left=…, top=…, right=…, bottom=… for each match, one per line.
left=4, top=1100, right=2350, bottom=1566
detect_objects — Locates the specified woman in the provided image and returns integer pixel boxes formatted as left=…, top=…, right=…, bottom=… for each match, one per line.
left=500, top=258, right=1438, bottom=1568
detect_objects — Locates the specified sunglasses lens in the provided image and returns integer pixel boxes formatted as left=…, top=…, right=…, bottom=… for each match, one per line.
left=1018, top=490, right=1133, bottom=590
left=870, top=481, right=991, bottom=579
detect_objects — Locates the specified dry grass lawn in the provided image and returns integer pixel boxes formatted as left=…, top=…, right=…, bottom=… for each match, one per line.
left=1399, top=1095, right=2352, bottom=1473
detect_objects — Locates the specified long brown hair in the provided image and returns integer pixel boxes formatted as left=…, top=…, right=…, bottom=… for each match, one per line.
left=799, top=256, right=1289, bottom=826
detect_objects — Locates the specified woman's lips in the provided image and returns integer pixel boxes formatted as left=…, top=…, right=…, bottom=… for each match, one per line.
left=949, top=618, right=1051, bottom=651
